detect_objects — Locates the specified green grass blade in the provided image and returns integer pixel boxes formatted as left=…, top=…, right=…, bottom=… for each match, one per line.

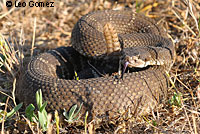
left=38, top=111, right=48, bottom=131
left=39, top=101, right=47, bottom=112
left=25, top=104, right=36, bottom=122
left=68, top=104, right=77, bottom=119
left=36, top=89, right=43, bottom=109
left=72, top=103, right=83, bottom=119
left=7, top=103, right=23, bottom=118
left=55, top=110, right=59, bottom=134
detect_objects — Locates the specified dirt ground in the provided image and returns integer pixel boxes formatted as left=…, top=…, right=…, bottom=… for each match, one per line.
left=0, top=0, right=200, bottom=133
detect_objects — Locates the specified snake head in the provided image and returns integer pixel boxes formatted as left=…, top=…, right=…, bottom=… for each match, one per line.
left=123, top=55, right=147, bottom=68
left=121, top=47, right=162, bottom=69
left=121, top=56, right=146, bottom=78
left=121, top=55, right=149, bottom=79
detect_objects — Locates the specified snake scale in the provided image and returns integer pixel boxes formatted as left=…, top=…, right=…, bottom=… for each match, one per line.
left=17, top=10, right=175, bottom=119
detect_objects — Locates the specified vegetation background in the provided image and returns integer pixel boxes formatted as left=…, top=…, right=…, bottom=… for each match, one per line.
left=0, top=0, right=199, bottom=133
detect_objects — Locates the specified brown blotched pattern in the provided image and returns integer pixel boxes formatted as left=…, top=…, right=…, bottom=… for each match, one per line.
left=17, top=10, right=175, bottom=120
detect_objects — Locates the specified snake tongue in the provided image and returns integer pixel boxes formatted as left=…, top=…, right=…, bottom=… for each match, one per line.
left=121, top=61, right=129, bottom=79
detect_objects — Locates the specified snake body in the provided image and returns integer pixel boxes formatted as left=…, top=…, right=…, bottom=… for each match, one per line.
left=17, top=10, right=175, bottom=119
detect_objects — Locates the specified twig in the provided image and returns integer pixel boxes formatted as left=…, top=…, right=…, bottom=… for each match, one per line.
left=43, top=17, right=71, bottom=36
left=0, top=2, right=16, bottom=19
left=0, top=90, right=12, bottom=98
left=12, top=78, right=17, bottom=106
left=87, top=60, right=105, bottom=77
left=192, top=113, right=198, bottom=134
left=31, top=17, right=36, bottom=58
left=22, top=115, right=36, bottom=134
left=1, top=97, right=9, bottom=134
left=172, top=9, right=196, bottom=36
left=182, top=100, right=194, bottom=134
left=0, top=86, right=10, bottom=93
left=183, top=0, right=199, bottom=33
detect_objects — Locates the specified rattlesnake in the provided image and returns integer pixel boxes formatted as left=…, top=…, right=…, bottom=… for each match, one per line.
left=17, top=10, right=175, bottom=119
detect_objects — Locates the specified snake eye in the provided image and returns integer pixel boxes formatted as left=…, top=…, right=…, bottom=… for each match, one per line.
left=126, top=56, right=131, bottom=62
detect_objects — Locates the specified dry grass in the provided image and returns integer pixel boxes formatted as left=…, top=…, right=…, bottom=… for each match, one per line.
left=0, top=0, right=199, bottom=133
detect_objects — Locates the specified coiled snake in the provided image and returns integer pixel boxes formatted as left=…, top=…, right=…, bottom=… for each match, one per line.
left=17, top=10, right=175, bottom=119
